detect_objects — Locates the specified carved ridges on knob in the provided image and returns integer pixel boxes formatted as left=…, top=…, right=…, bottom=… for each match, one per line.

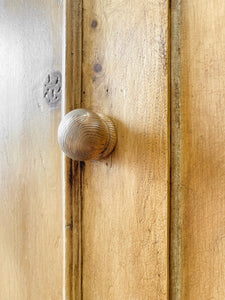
left=58, top=109, right=117, bottom=161
left=97, top=113, right=117, bottom=158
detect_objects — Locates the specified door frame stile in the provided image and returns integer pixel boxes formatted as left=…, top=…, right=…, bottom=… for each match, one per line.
left=62, top=0, right=83, bottom=299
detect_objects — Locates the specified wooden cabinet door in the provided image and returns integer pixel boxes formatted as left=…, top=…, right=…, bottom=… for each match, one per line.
left=63, top=0, right=169, bottom=299
left=0, top=1, right=63, bottom=299
left=65, top=1, right=225, bottom=299
left=1, top=0, right=225, bottom=299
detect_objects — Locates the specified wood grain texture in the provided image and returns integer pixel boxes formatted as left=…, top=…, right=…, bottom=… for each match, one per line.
left=58, top=109, right=117, bottom=161
left=179, top=1, right=225, bottom=298
left=81, top=0, right=170, bottom=299
left=170, top=0, right=182, bottom=299
left=62, top=1, right=83, bottom=299
left=0, top=1, right=63, bottom=299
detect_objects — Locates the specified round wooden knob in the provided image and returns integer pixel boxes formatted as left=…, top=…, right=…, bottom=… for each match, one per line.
left=58, top=109, right=117, bottom=161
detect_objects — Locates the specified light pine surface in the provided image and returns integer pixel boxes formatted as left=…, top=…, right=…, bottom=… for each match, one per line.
left=0, top=1, right=63, bottom=299
left=80, top=0, right=170, bottom=299
left=170, top=0, right=182, bottom=298
left=172, top=1, right=225, bottom=299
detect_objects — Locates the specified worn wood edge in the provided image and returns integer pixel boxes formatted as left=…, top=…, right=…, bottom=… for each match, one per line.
left=62, top=0, right=83, bottom=299
left=170, top=0, right=182, bottom=299
left=167, top=1, right=171, bottom=299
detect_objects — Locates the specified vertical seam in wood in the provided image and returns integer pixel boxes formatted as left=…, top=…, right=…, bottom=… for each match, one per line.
left=63, top=0, right=83, bottom=299
left=170, top=0, right=182, bottom=299
left=168, top=1, right=171, bottom=299
left=80, top=2, right=84, bottom=299
left=62, top=1, right=72, bottom=299
left=70, top=160, right=75, bottom=300
left=80, top=161, right=85, bottom=300
left=81, top=1, right=84, bottom=110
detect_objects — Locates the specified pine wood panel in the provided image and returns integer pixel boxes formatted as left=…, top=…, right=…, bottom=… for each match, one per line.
left=178, top=1, right=225, bottom=298
left=80, top=0, right=170, bottom=298
left=0, top=1, right=63, bottom=299
left=62, top=1, right=83, bottom=299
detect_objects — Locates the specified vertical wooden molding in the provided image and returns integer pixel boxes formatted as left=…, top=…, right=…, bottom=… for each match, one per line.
left=170, top=0, right=182, bottom=299
left=62, top=0, right=83, bottom=299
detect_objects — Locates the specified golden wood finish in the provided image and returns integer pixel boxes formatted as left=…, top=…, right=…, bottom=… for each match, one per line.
left=171, top=0, right=225, bottom=299
left=170, top=0, right=182, bottom=298
left=62, top=0, right=83, bottom=299
left=181, top=1, right=225, bottom=298
left=80, top=0, right=170, bottom=299
left=58, top=109, right=117, bottom=161
left=0, top=1, right=63, bottom=299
